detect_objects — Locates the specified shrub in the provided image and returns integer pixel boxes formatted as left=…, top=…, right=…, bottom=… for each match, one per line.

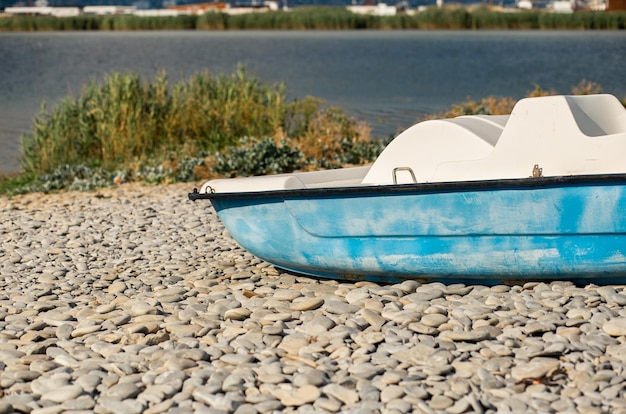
left=210, top=134, right=389, bottom=178
left=9, top=164, right=111, bottom=194
left=423, top=79, right=617, bottom=121
left=12, top=67, right=379, bottom=192
left=212, top=138, right=307, bottom=177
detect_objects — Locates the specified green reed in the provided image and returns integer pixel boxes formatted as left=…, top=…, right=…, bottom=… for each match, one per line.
left=1, top=8, right=624, bottom=31
left=22, top=69, right=247, bottom=174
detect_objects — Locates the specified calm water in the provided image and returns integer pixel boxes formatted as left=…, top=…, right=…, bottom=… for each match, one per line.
left=1, top=30, right=625, bottom=174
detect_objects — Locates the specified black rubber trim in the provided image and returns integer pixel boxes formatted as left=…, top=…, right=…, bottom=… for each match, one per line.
left=188, top=174, right=626, bottom=201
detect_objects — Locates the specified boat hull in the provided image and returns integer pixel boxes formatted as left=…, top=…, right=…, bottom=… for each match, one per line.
left=191, top=175, right=626, bottom=284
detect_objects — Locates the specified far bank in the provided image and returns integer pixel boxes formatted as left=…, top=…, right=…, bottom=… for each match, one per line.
left=1, top=7, right=625, bottom=31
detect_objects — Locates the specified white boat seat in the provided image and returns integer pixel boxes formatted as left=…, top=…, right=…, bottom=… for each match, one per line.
left=362, top=114, right=507, bottom=185
left=433, top=94, right=626, bottom=182
left=364, top=94, right=626, bottom=185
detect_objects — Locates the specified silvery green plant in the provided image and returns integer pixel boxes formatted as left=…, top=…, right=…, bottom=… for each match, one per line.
left=10, top=164, right=112, bottom=194
left=212, top=137, right=307, bottom=177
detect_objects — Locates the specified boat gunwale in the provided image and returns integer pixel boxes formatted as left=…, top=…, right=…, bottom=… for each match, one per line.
left=188, top=173, right=626, bottom=201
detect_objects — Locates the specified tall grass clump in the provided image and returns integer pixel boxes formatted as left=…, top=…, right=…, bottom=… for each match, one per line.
left=22, top=73, right=168, bottom=175
left=20, top=67, right=288, bottom=175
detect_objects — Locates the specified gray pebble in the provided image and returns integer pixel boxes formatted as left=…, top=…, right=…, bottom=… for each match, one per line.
left=429, top=395, right=454, bottom=410
left=40, top=384, right=83, bottom=403
left=1, top=184, right=625, bottom=414
left=602, top=318, right=626, bottom=336
left=511, top=357, right=560, bottom=382
left=105, top=382, right=143, bottom=400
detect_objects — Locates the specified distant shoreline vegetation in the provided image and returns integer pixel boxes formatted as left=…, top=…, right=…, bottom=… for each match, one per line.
left=1, top=7, right=625, bottom=31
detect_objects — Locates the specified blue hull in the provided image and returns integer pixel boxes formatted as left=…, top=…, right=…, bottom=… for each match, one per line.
left=192, top=176, right=626, bottom=284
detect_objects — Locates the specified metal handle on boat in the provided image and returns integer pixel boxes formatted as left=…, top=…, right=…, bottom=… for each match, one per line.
left=393, top=167, right=417, bottom=184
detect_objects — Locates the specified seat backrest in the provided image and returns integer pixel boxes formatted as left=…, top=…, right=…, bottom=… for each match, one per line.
left=362, top=115, right=506, bottom=185
left=431, top=94, right=626, bottom=182
left=565, top=95, right=626, bottom=137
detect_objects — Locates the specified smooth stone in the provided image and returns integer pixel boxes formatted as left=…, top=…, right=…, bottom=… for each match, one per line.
left=380, top=385, right=405, bottom=403
left=30, top=377, right=69, bottom=395
left=348, top=363, right=384, bottom=380
left=254, top=399, right=283, bottom=412
left=421, top=313, right=449, bottom=328
left=408, top=322, right=438, bottom=335
left=451, top=361, right=476, bottom=378
left=222, top=374, right=245, bottom=392
left=275, top=385, right=321, bottom=406
left=429, top=395, right=454, bottom=410
left=511, top=358, right=560, bottom=381
left=448, top=398, right=471, bottom=414
left=92, top=342, right=123, bottom=358
left=360, top=331, right=385, bottom=345
left=224, top=308, right=252, bottom=321
left=75, top=374, right=102, bottom=393
left=3, top=395, right=36, bottom=413
left=291, top=297, right=324, bottom=311
left=96, top=304, right=117, bottom=314
left=361, top=309, right=386, bottom=328
left=440, top=328, right=493, bottom=342
left=523, top=322, right=555, bottom=336
left=55, top=324, right=74, bottom=340
left=272, top=289, right=301, bottom=301
left=176, top=349, right=209, bottom=362
left=40, top=384, right=84, bottom=403
left=71, top=324, right=101, bottom=338
left=97, top=399, right=145, bottom=414
left=154, top=370, right=186, bottom=388
left=61, top=395, right=96, bottom=410
left=566, top=308, right=592, bottom=320
left=300, top=315, right=335, bottom=336
left=413, top=288, right=444, bottom=301
left=292, top=369, right=328, bottom=387
left=128, top=302, right=158, bottom=317
left=605, top=293, right=626, bottom=306
left=606, top=343, right=626, bottom=362
left=164, top=357, right=197, bottom=371
left=192, top=388, right=236, bottom=411
left=105, top=382, right=143, bottom=400
left=220, top=354, right=255, bottom=365
left=165, top=325, right=202, bottom=337
left=323, top=301, right=360, bottom=315
left=29, top=360, right=59, bottom=373
left=278, top=334, right=311, bottom=355
left=315, top=397, right=343, bottom=412
left=602, top=318, right=626, bottom=336
left=323, top=383, right=359, bottom=404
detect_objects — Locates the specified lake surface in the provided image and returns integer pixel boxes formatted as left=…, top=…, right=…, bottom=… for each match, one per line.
left=1, top=30, right=625, bottom=174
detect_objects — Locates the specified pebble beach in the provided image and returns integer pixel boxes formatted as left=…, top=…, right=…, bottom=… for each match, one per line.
left=1, top=183, right=626, bottom=414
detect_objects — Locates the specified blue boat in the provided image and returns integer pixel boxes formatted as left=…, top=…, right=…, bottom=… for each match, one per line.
left=189, top=94, right=626, bottom=284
